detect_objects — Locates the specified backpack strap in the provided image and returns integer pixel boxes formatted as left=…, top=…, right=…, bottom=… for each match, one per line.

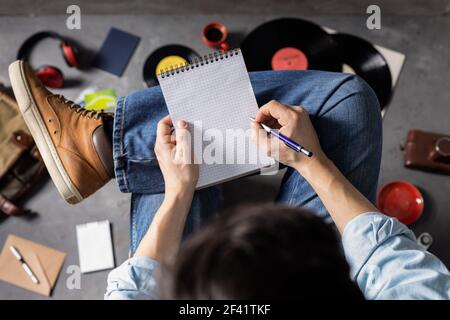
left=11, top=130, right=34, bottom=150
left=0, top=194, right=28, bottom=216
left=11, top=130, right=41, bottom=160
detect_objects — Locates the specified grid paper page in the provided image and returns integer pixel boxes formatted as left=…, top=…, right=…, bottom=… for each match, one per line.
left=158, top=50, right=273, bottom=188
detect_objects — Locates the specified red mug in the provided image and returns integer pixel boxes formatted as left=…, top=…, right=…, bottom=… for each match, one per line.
left=202, top=22, right=229, bottom=51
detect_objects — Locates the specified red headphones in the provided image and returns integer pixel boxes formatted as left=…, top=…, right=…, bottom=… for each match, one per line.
left=17, top=31, right=80, bottom=88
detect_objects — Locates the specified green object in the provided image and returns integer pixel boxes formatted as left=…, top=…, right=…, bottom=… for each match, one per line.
left=84, top=89, right=117, bottom=111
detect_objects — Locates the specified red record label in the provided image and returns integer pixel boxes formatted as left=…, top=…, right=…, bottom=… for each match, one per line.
left=271, top=47, right=308, bottom=70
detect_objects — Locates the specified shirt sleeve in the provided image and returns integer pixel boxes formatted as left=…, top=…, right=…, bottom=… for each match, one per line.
left=342, top=212, right=450, bottom=300
left=104, top=256, right=159, bottom=300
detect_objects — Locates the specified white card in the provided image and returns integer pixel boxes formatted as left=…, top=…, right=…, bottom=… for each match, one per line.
left=76, top=220, right=115, bottom=273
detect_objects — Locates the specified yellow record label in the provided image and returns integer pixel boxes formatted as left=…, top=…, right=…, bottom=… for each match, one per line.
left=155, top=56, right=188, bottom=76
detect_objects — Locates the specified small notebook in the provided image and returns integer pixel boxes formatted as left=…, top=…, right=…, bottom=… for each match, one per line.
left=76, top=220, right=115, bottom=273
left=158, top=49, right=273, bottom=188
left=93, top=27, right=140, bottom=76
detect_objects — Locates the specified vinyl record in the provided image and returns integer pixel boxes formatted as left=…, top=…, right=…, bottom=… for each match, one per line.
left=331, top=33, right=392, bottom=109
left=241, top=18, right=342, bottom=72
left=143, top=45, right=199, bottom=87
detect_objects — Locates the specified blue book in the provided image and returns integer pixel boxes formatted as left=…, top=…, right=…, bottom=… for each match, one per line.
left=93, top=27, right=140, bottom=77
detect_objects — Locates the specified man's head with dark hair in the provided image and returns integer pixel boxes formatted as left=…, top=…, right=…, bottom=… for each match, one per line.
left=161, top=204, right=364, bottom=299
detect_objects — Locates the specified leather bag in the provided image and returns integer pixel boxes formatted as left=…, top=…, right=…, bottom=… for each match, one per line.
left=0, top=84, right=46, bottom=216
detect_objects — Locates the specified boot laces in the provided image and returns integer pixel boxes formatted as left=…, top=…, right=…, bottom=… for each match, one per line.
left=56, top=95, right=102, bottom=119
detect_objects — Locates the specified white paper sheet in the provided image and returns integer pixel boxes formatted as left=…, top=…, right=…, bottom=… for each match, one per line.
left=76, top=220, right=115, bottom=273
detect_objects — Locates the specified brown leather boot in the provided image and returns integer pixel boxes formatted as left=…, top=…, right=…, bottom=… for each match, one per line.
left=9, top=60, right=114, bottom=204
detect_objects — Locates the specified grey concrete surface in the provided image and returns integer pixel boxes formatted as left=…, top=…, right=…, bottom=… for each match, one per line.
left=0, top=12, right=449, bottom=299
left=0, top=0, right=449, bottom=16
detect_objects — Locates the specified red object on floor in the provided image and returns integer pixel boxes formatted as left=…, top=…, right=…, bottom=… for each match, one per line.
left=202, top=22, right=229, bottom=51
left=377, top=181, right=424, bottom=225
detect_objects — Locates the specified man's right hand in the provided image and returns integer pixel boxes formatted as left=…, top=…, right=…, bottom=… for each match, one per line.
left=251, top=100, right=327, bottom=173
left=251, top=100, right=379, bottom=234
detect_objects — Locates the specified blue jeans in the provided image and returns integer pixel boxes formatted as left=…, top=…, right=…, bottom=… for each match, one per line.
left=113, top=71, right=382, bottom=254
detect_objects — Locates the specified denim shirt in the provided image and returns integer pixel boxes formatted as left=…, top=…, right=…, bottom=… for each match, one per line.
left=104, top=212, right=450, bottom=300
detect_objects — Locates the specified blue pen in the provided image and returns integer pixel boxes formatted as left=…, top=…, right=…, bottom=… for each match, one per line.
left=250, top=117, right=313, bottom=157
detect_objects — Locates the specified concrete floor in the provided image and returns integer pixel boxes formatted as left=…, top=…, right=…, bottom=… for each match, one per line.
left=0, top=11, right=449, bottom=299
left=1, top=0, right=449, bottom=16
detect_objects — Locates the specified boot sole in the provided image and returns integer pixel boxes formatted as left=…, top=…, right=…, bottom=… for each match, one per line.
left=9, top=61, right=83, bottom=204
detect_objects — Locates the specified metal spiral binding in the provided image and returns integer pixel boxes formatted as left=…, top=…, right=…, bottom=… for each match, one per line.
left=159, top=48, right=241, bottom=79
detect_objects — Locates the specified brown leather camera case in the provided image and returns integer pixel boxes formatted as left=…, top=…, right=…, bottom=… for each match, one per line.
left=404, top=129, right=450, bottom=174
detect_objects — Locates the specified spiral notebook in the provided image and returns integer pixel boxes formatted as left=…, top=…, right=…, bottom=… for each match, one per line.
left=158, top=49, right=273, bottom=188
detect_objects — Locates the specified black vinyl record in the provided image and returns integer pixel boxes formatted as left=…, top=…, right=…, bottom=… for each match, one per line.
left=331, top=33, right=392, bottom=109
left=241, top=18, right=342, bottom=72
left=143, top=45, right=199, bottom=87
